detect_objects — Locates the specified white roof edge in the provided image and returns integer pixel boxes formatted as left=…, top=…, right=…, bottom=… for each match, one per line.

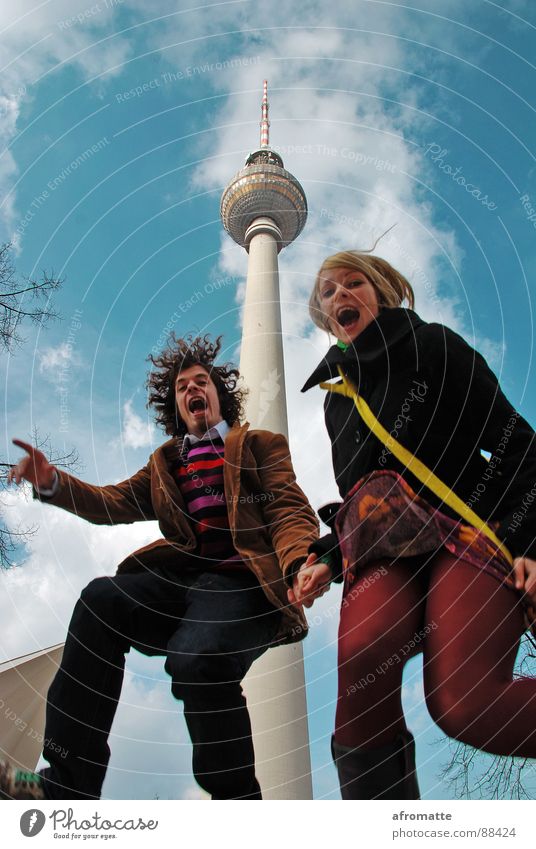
left=0, top=643, right=65, bottom=673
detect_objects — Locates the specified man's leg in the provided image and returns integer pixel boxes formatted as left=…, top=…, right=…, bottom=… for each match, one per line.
left=41, top=570, right=189, bottom=799
left=165, top=569, right=281, bottom=800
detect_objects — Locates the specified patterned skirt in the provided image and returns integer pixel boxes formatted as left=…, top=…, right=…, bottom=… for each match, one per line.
left=335, top=470, right=517, bottom=596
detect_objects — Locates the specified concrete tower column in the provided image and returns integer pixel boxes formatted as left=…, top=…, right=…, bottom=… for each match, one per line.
left=239, top=217, right=311, bottom=798
left=239, top=218, right=288, bottom=434
left=220, top=82, right=312, bottom=799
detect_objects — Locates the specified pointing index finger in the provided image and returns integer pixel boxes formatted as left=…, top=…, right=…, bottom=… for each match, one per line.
left=12, top=439, right=36, bottom=455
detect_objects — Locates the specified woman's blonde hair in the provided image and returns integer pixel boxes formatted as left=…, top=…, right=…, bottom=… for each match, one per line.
left=309, top=250, right=415, bottom=333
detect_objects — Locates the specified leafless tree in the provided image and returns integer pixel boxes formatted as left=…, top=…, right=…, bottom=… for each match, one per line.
left=0, top=242, right=61, bottom=351
left=0, top=242, right=78, bottom=568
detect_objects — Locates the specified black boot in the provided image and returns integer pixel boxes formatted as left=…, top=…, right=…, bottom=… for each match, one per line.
left=331, top=730, right=421, bottom=799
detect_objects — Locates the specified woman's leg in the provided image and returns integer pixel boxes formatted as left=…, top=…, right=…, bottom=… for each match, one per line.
left=424, top=550, right=536, bottom=757
left=335, top=557, right=427, bottom=749
left=333, top=557, right=427, bottom=798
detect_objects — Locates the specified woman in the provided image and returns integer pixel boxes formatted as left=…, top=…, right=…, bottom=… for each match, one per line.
left=289, top=251, right=536, bottom=799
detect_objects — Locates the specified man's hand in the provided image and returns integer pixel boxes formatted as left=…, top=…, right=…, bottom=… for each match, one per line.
left=8, top=439, right=56, bottom=490
left=287, top=553, right=333, bottom=609
left=513, top=556, right=536, bottom=608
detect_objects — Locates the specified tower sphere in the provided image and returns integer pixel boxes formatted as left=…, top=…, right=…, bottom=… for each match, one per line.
left=220, top=83, right=308, bottom=251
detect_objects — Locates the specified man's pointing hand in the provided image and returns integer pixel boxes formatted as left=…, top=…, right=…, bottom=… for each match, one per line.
left=8, top=439, right=56, bottom=490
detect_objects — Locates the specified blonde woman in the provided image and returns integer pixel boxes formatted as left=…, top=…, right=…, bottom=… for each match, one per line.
left=290, top=251, right=536, bottom=799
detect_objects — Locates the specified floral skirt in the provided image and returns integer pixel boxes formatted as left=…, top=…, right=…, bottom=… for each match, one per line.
left=335, top=470, right=516, bottom=595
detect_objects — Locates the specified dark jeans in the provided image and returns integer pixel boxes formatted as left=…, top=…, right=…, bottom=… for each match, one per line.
left=40, top=566, right=282, bottom=800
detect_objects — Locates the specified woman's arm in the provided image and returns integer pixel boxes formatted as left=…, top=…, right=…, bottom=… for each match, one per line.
left=424, top=324, right=536, bottom=560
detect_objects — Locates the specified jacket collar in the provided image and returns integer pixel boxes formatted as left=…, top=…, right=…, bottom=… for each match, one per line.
left=155, top=420, right=248, bottom=467
left=302, top=308, right=426, bottom=392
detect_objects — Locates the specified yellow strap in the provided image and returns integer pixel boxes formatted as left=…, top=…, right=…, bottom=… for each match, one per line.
left=320, top=367, right=513, bottom=565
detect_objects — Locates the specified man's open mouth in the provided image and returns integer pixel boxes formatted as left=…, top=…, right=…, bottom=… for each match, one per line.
left=188, top=397, right=207, bottom=413
left=337, top=307, right=360, bottom=327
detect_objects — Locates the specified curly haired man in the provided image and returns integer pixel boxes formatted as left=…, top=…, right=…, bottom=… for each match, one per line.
left=1, top=335, right=318, bottom=800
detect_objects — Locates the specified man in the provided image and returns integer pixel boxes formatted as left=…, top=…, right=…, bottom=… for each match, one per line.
left=1, top=334, right=318, bottom=800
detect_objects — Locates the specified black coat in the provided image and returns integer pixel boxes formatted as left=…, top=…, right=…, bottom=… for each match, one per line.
left=302, top=307, right=536, bottom=567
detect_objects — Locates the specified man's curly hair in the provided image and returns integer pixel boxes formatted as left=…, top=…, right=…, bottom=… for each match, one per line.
left=147, top=334, right=246, bottom=436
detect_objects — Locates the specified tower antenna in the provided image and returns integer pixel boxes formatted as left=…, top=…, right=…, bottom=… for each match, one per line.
left=260, top=79, right=270, bottom=148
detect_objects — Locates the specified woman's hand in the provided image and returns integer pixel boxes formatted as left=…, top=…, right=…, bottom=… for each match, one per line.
left=8, top=439, right=56, bottom=490
left=287, top=553, right=333, bottom=609
left=513, top=556, right=536, bottom=608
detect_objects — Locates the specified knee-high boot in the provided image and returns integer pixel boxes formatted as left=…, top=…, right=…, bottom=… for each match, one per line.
left=331, top=730, right=421, bottom=800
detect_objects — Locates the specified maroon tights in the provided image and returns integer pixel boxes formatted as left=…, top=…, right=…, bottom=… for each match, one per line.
left=335, top=550, right=536, bottom=757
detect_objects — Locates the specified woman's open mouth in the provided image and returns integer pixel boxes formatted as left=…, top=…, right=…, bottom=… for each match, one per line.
left=337, top=307, right=360, bottom=328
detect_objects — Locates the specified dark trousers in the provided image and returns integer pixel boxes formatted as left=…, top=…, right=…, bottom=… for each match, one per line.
left=40, top=566, right=282, bottom=800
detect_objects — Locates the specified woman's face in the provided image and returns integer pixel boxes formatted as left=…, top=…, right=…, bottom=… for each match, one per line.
left=317, top=266, right=380, bottom=343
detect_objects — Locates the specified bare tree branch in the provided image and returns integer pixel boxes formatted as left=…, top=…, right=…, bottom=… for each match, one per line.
left=0, top=242, right=79, bottom=569
left=0, top=241, right=61, bottom=352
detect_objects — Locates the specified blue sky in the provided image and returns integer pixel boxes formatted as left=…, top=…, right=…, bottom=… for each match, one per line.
left=1, top=0, right=536, bottom=800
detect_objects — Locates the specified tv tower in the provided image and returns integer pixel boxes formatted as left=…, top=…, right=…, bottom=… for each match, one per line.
left=221, top=80, right=307, bottom=432
left=221, top=82, right=311, bottom=798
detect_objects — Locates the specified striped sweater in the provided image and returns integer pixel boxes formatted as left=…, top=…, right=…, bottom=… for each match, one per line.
left=173, top=435, right=243, bottom=566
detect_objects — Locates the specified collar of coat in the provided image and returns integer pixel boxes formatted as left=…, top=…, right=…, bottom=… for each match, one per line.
left=155, top=421, right=249, bottom=470
left=301, top=307, right=426, bottom=392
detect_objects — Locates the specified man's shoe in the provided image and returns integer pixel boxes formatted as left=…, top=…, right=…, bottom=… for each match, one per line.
left=0, top=760, right=45, bottom=800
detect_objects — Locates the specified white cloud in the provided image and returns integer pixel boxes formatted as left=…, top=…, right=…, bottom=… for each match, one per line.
left=176, top=17, right=478, bottom=533
left=100, top=657, right=203, bottom=800
left=0, top=0, right=132, bottom=237
left=0, top=94, right=20, bottom=245
left=38, top=341, right=81, bottom=381
left=0, top=1, right=131, bottom=91
left=0, top=486, right=161, bottom=662
left=121, top=398, right=156, bottom=449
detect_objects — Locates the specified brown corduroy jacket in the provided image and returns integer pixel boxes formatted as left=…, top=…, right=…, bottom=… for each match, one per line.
left=38, top=423, right=317, bottom=644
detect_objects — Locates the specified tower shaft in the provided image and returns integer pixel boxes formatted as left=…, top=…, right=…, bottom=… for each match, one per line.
left=239, top=221, right=312, bottom=798
left=221, top=82, right=312, bottom=799
left=239, top=221, right=288, bottom=433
